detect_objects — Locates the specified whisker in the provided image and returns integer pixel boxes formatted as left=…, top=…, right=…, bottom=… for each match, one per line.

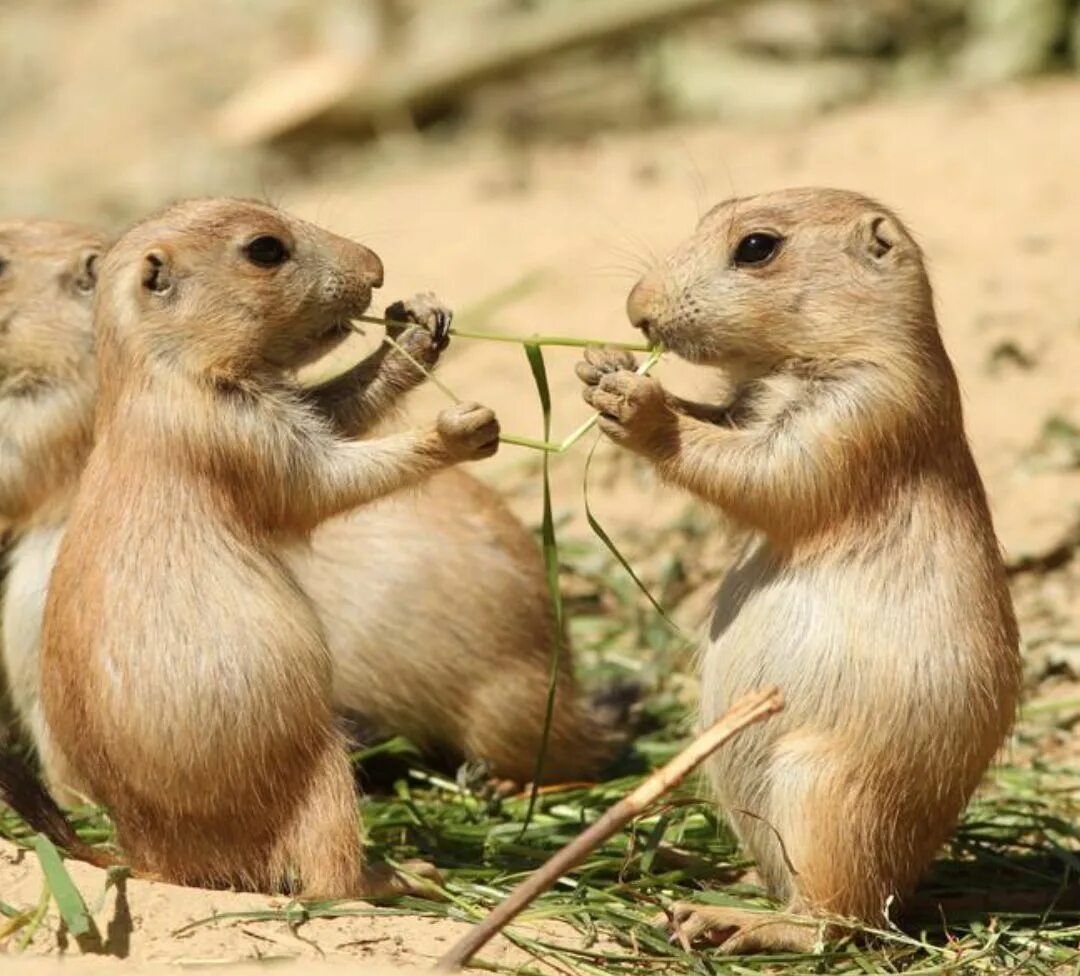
left=676, top=137, right=710, bottom=222
left=588, top=266, right=652, bottom=281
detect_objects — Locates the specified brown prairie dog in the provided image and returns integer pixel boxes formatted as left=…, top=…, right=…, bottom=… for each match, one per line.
left=578, top=188, right=1020, bottom=951
left=0, top=222, right=610, bottom=802
left=295, top=476, right=611, bottom=783
left=40, top=198, right=500, bottom=896
left=0, top=221, right=102, bottom=533
left=0, top=221, right=104, bottom=741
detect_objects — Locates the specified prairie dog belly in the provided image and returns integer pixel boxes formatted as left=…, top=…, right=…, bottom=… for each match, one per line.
left=2, top=525, right=65, bottom=736
left=702, top=535, right=977, bottom=753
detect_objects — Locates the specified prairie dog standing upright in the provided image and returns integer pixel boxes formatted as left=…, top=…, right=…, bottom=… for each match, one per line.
left=41, top=198, right=499, bottom=895
left=0, top=223, right=609, bottom=797
left=0, top=221, right=104, bottom=741
left=578, top=188, right=1020, bottom=951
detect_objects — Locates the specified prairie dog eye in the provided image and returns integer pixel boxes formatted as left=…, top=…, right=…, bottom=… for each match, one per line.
left=244, top=235, right=290, bottom=268
left=0, top=257, right=7, bottom=279
left=733, top=232, right=782, bottom=268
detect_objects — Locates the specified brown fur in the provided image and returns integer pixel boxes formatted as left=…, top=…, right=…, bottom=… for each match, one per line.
left=578, top=188, right=1020, bottom=951
left=40, top=198, right=501, bottom=896
left=0, top=220, right=105, bottom=774
left=0, top=223, right=610, bottom=801
left=294, top=473, right=612, bottom=783
left=0, top=221, right=102, bottom=532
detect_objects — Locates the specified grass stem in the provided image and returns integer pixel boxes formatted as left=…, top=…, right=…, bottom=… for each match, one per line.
left=354, top=315, right=651, bottom=352
left=436, top=687, right=784, bottom=971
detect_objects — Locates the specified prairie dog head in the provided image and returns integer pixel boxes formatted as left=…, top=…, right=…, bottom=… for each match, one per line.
left=0, top=220, right=104, bottom=387
left=96, top=198, right=385, bottom=383
left=626, top=188, right=936, bottom=374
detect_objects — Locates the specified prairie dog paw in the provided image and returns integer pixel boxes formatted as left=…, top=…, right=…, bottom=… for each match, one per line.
left=583, top=370, right=670, bottom=452
left=384, top=291, right=452, bottom=368
left=436, top=402, right=500, bottom=461
left=360, top=859, right=447, bottom=902
left=575, top=345, right=638, bottom=387
left=658, top=902, right=824, bottom=954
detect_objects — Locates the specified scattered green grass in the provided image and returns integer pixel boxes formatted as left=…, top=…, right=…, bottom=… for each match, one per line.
left=3, top=516, right=1080, bottom=973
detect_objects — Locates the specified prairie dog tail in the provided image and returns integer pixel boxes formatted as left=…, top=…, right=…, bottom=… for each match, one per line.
left=0, top=751, right=120, bottom=871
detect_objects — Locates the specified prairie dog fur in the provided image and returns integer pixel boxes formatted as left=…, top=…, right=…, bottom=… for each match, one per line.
left=579, top=188, right=1020, bottom=951
left=0, top=223, right=609, bottom=804
left=0, top=221, right=104, bottom=747
left=0, top=221, right=102, bottom=533
left=295, top=476, right=608, bottom=782
left=41, top=198, right=500, bottom=895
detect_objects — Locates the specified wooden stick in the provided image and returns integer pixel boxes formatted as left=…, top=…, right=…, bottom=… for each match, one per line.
left=435, top=686, right=784, bottom=972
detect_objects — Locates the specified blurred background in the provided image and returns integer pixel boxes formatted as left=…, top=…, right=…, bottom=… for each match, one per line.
left=3, top=0, right=1079, bottom=219
left=2, top=0, right=1079, bottom=633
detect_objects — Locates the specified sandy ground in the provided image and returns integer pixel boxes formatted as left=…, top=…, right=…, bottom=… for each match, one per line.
left=3, top=77, right=1080, bottom=969
left=1, top=839, right=582, bottom=972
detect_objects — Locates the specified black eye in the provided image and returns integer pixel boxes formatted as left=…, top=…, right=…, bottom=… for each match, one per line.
left=244, top=235, right=289, bottom=268
left=733, top=232, right=782, bottom=267
left=0, top=257, right=7, bottom=278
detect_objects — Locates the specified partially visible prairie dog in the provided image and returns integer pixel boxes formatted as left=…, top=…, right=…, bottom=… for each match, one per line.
left=0, top=222, right=610, bottom=796
left=0, top=220, right=105, bottom=746
left=41, top=198, right=499, bottom=896
left=295, top=474, right=611, bottom=784
left=579, top=188, right=1020, bottom=951
left=0, top=221, right=103, bottom=532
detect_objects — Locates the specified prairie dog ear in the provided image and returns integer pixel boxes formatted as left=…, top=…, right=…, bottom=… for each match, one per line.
left=142, top=248, right=173, bottom=296
left=856, top=212, right=906, bottom=265
left=73, top=248, right=100, bottom=296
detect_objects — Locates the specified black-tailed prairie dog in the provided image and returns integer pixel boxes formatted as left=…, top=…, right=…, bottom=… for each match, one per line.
left=0, top=220, right=103, bottom=746
left=39, top=198, right=507, bottom=895
left=0, top=220, right=610, bottom=814
left=578, top=187, right=1020, bottom=951
left=0, top=221, right=101, bottom=535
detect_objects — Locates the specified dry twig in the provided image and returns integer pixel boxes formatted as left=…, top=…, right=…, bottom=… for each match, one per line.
left=436, top=686, right=784, bottom=971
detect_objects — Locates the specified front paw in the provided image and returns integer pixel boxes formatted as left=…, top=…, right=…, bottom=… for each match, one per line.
left=384, top=291, right=453, bottom=370
left=575, top=345, right=638, bottom=388
left=436, top=402, right=500, bottom=462
left=581, top=368, right=672, bottom=454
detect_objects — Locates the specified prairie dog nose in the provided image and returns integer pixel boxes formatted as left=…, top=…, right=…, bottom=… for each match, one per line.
left=357, top=246, right=384, bottom=290
left=326, top=237, right=384, bottom=295
left=626, top=272, right=661, bottom=335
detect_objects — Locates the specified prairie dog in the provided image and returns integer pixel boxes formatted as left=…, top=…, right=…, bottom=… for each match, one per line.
left=578, top=188, right=1020, bottom=951
left=0, top=221, right=101, bottom=533
left=0, top=224, right=609, bottom=801
left=40, top=199, right=500, bottom=895
left=0, top=221, right=104, bottom=743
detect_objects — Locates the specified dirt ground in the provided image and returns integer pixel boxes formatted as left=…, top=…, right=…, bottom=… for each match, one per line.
left=3, top=74, right=1080, bottom=970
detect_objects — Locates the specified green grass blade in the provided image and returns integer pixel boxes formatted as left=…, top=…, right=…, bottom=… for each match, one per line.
left=30, top=833, right=102, bottom=949
left=521, top=342, right=563, bottom=831
left=583, top=437, right=685, bottom=635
